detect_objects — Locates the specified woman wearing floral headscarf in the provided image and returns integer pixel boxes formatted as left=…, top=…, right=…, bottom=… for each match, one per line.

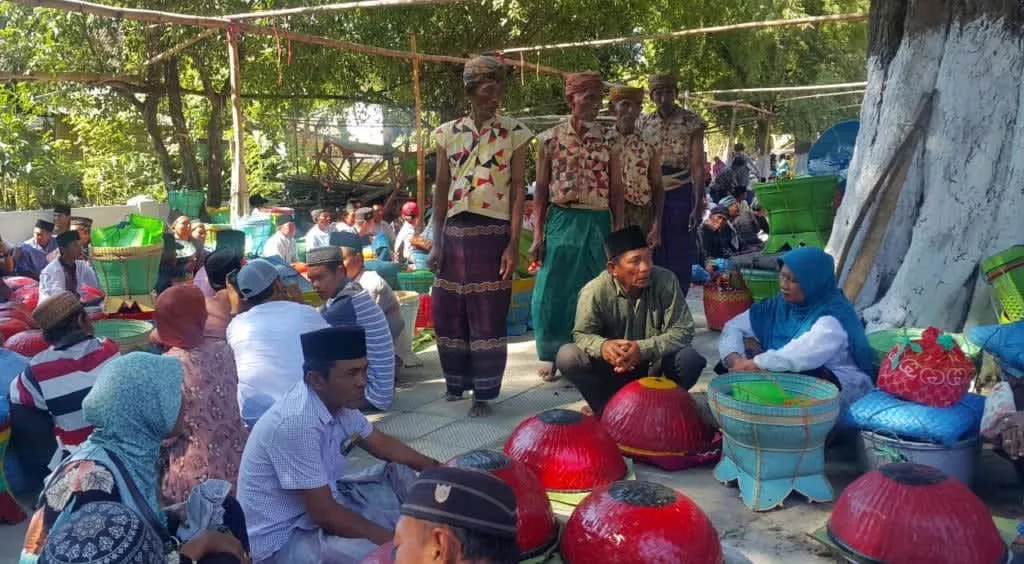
left=21, top=353, right=250, bottom=563
left=152, top=285, right=248, bottom=504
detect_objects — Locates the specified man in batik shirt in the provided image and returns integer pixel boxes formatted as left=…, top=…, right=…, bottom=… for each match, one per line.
left=639, top=73, right=707, bottom=297
left=429, top=56, right=533, bottom=417
left=531, top=71, right=623, bottom=382
left=607, top=85, right=663, bottom=245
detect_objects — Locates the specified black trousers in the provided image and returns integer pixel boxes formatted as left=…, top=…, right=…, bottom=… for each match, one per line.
left=556, top=343, right=707, bottom=415
left=9, top=403, right=56, bottom=491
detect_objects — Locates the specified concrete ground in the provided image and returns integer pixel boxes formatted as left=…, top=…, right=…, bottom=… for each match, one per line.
left=2, top=296, right=1022, bottom=562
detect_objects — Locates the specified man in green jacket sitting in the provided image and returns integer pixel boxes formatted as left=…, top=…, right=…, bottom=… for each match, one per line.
left=556, top=226, right=707, bottom=416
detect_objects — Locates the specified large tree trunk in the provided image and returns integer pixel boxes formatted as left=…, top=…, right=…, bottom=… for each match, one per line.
left=195, top=56, right=227, bottom=208
left=828, top=0, right=1024, bottom=331
left=164, top=57, right=202, bottom=191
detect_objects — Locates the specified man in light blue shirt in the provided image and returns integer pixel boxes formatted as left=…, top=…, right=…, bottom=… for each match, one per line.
left=237, top=326, right=439, bottom=564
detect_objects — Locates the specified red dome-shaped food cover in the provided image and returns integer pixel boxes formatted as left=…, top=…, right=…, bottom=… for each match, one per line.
left=0, top=318, right=32, bottom=342
left=447, top=449, right=558, bottom=558
left=828, top=463, right=1005, bottom=564
left=4, top=329, right=48, bottom=357
left=11, top=285, right=39, bottom=311
left=2, top=276, right=36, bottom=290
left=601, top=377, right=721, bottom=471
left=0, top=302, right=35, bottom=326
left=504, top=408, right=626, bottom=492
left=561, top=480, right=722, bottom=564
left=360, top=541, right=394, bottom=564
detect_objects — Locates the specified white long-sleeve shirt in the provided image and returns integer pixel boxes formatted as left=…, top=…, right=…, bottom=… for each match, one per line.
left=38, top=259, right=100, bottom=303
left=261, top=232, right=298, bottom=264
left=719, top=310, right=873, bottom=412
left=304, top=225, right=334, bottom=251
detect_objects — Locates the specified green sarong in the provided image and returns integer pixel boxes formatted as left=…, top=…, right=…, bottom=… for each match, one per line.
left=532, top=206, right=611, bottom=362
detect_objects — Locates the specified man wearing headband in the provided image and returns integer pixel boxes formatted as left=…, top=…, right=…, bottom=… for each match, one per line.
left=639, top=73, right=708, bottom=295
left=430, top=56, right=533, bottom=417
left=261, top=214, right=298, bottom=264
left=306, top=208, right=336, bottom=251
left=608, top=85, right=663, bottom=243
left=393, top=467, right=519, bottom=564
left=531, top=71, right=623, bottom=383
left=238, top=326, right=439, bottom=564
left=13, top=219, right=57, bottom=279
left=38, top=230, right=102, bottom=304
left=556, top=226, right=705, bottom=416
left=306, top=245, right=395, bottom=411
left=52, top=204, right=72, bottom=235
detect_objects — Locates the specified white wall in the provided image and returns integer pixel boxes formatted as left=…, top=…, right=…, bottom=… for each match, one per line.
left=0, top=202, right=169, bottom=245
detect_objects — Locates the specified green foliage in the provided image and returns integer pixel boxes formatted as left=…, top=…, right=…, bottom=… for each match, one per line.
left=0, top=0, right=870, bottom=210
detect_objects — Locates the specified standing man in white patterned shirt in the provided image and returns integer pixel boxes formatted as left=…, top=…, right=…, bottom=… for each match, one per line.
left=238, top=326, right=439, bottom=564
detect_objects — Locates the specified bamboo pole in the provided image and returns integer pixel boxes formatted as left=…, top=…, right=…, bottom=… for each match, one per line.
left=693, top=81, right=867, bottom=95
left=490, top=13, right=867, bottom=55
left=724, top=106, right=738, bottom=162
left=226, top=0, right=461, bottom=20
left=696, top=98, right=773, bottom=115
left=226, top=27, right=248, bottom=221
left=411, top=34, right=426, bottom=234
left=143, top=29, right=219, bottom=67
left=15, top=0, right=567, bottom=76
left=776, top=89, right=865, bottom=102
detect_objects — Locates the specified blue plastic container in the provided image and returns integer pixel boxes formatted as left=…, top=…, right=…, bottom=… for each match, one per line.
left=708, top=373, right=840, bottom=511
left=507, top=279, right=534, bottom=336
left=237, top=218, right=273, bottom=256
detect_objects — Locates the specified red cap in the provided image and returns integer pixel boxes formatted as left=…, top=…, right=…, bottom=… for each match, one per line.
left=401, top=201, right=418, bottom=217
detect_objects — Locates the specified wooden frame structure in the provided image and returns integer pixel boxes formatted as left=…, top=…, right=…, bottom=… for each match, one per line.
left=10, top=0, right=868, bottom=221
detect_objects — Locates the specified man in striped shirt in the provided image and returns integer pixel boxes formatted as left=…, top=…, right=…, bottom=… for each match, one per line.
left=305, top=246, right=395, bottom=411
left=8, top=291, right=119, bottom=485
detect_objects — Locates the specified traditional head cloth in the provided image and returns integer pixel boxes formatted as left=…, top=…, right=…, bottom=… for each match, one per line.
left=718, top=195, right=738, bottom=208
left=69, top=216, right=93, bottom=228
left=152, top=285, right=207, bottom=349
left=609, top=85, right=644, bottom=104
left=565, top=71, right=603, bottom=97
left=749, top=247, right=875, bottom=376
left=306, top=246, right=343, bottom=266
left=35, top=219, right=55, bottom=232
left=53, top=204, right=72, bottom=216
left=204, top=249, right=243, bottom=291
left=302, top=326, right=367, bottom=362
left=39, top=501, right=164, bottom=564
left=56, top=230, right=80, bottom=248
left=81, top=353, right=184, bottom=523
left=401, top=201, right=418, bottom=217
left=33, top=291, right=83, bottom=331
left=463, top=56, right=505, bottom=90
left=604, top=226, right=647, bottom=260
left=648, top=73, right=677, bottom=93
left=401, top=466, right=517, bottom=539
left=311, top=208, right=326, bottom=221
left=709, top=205, right=730, bottom=218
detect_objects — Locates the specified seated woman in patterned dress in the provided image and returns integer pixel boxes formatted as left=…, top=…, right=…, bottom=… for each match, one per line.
left=717, top=247, right=875, bottom=419
left=21, top=353, right=250, bottom=564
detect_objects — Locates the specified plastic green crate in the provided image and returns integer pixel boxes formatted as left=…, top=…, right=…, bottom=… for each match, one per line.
left=168, top=190, right=206, bottom=218
left=398, top=270, right=435, bottom=294
left=765, top=206, right=836, bottom=235
left=753, top=176, right=838, bottom=212
left=762, top=230, right=831, bottom=254
left=740, top=268, right=780, bottom=301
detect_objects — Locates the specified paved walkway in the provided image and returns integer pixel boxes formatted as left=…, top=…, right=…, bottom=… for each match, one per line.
left=3, top=297, right=1022, bottom=563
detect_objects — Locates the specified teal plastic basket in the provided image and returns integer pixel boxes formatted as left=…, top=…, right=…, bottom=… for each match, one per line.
left=398, top=270, right=435, bottom=294
left=740, top=269, right=780, bottom=302
left=168, top=190, right=206, bottom=218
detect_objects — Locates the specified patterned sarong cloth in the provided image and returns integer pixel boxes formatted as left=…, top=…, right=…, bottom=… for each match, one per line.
left=433, top=213, right=512, bottom=400
left=653, top=175, right=698, bottom=295
left=532, top=206, right=611, bottom=362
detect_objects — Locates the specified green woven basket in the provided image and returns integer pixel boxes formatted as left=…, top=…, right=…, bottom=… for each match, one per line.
left=91, top=244, right=162, bottom=297
left=981, top=245, right=1024, bottom=323
left=740, top=268, right=780, bottom=301
left=168, top=190, right=206, bottom=218
left=867, top=328, right=982, bottom=372
left=92, top=319, right=153, bottom=352
left=398, top=270, right=435, bottom=294
left=753, top=176, right=837, bottom=211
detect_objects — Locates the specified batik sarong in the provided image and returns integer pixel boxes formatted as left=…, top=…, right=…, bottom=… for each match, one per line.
left=433, top=212, right=512, bottom=400
left=653, top=173, right=698, bottom=296
left=532, top=206, right=611, bottom=362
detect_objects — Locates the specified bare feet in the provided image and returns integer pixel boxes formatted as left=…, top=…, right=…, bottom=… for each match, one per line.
left=538, top=363, right=560, bottom=382
left=445, top=392, right=463, bottom=402
left=580, top=405, right=594, bottom=417
left=468, top=401, right=492, bottom=417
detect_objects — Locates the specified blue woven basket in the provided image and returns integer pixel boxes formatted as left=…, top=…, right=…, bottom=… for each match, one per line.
left=848, top=389, right=984, bottom=447
left=708, top=373, right=840, bottom=511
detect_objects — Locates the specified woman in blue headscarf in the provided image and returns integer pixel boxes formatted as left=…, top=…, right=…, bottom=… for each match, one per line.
left=717, top=247, right=875, bottom=415
left=20, top=352, right=250, bottom=564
